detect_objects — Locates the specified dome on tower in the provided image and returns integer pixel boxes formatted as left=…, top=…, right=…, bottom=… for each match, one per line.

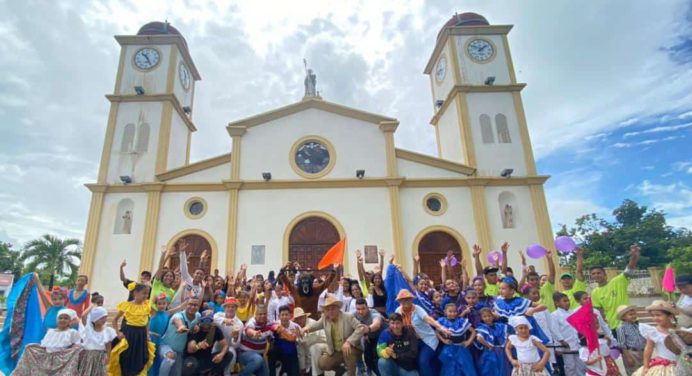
left=436, top=12, right=490, bottom=41
left=137, top=21, right=187, bottom=46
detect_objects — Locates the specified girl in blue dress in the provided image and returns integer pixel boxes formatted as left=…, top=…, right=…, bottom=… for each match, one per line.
left=436, top=303, right=478, bottom=376
left=475, top=307, right=511, bottom=376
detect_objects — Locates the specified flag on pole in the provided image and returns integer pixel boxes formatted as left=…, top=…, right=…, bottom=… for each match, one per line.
left=567, top=297, right=599, bottom=353
left=317, top=238, right=346, bottom=270
left=662, top=264, right=676, bottom=294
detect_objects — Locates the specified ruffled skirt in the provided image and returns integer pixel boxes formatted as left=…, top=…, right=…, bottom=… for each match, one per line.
left=107, top=324, right=155, bottom=376
left=632, top=357, right=677, bottom=376
left=78, top=349, right=108, bottom=376
left=510, top=363, right=550, bottom=376
left=11, top=346, right=81, bottom=376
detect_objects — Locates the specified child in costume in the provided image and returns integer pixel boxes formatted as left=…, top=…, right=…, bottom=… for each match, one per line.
left=475, top=307, right=511, bottom=376
left=148, top=293, right=170, bottom=376
left=207, top=290, right=226, bottom=313
left=436, top=303, right=477, bottom=376
left=632, top=300, right=681, bottom=376
left=615, top=305, right=646, bottom=375
left=579, top=335, right=608, bottom=376
left=43, top=288, right=68, bottom=333
left=79, top=306, right=116, bottom=376
left=505, top=316, right=551, bottom=376
left=66, top=275, right=90, bottom=318
left=457, top=289, right=482, bottom=328
left=493, top=277, right=548, bottom=341
left=110, top=282, right=155, bottom=376
left=13, top=308, right=82, bottom=376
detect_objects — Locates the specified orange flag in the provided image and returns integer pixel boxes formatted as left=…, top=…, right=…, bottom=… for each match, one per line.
left=318, top=238, right=346, bottom=270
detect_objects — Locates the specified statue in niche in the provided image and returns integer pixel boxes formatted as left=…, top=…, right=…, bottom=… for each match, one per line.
left=503, top=204, right=514, bottom=228
left=122, top=210, right=132, bottom=234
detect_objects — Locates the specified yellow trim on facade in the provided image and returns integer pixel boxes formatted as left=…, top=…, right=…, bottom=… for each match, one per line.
left=165, top=228, right=219, bottom=272
left=106, top=94, right=197, bottom=132
left=429, top=84, right=526, bottom=126
left=395, top=148, right=475, bottom=175
left=289, top=135, right=337, bottom=179
left=165, top=47, right=179, bottom=93
left=422, top=192, right=448, bottom=216
left=226, top=189, right=239, bottom=273
left=412, top=225, right=471, bottom=261
left=157, top=153, right=232, bottom=181
left=139, top=187, right=163, bottom=274
left=388, top=185, right=406, bottom=271
left=434, top=125, right=443, bottom=158
left=470, top=186, right=493, bottom=257
left=379, top=121, right=399, bottom=177
left=455, top=93, right=477, bottom=167
left=448, top=36, right=463, bottom=85
left=185, top=131, right=192, bottom=165
left=512, top=92, right=538, bottom=176
left=529, top=184, right=558, bottom=273
left=155, top=101, right=173, bottom=175
left=424, top=25, right=514, bottom=74
left=183, top=196, right=208, bottom=219
left=115, top=35, right=201, bottom=80
left=502, top=35, right=517, bottom=84
left=97, top=102, right=120, bottom=184
left=463, top=37, right=498, bottom=65
left=113, top=47, right=127, bottom=95
left=228, top=98, right=397, bottom=129
left=78, top=192, right=105, bottom=281
left=282, top=211, right=348, bottom=273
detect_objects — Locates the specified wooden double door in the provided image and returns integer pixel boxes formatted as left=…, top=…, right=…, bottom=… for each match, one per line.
left=418, top=230, right=463, bottom=285
left=288, top=217, right=340, bottom=271
left=168, top=234, right=212, bottom=275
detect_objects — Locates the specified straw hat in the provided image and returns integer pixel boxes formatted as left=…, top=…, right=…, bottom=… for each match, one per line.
left=322, top=294, right=344, bottom=309
left=395, top=289, right=414, bottom=301
left=616, top=305, right=638, bottom=321
left=293, top=307, right=311, bottom=319
left=645, top=300, right=679, bottom=316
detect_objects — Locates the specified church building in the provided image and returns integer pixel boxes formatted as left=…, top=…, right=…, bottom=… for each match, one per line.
left=79, top=13, right=557, bottom=304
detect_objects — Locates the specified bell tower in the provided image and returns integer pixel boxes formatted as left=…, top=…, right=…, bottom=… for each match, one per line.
left=424, top=13, right=537, bottom=177
left=96, top=21, right=201, bottom=185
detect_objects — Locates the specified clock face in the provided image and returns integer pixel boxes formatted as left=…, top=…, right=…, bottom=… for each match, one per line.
left=467, top=38, right=495, bottom=62
left=295, top=140, right=330, bottom=174
left=178, top=63, right=191, bottom=90
left=134, top=48, right=160, bottom=70
left=435, top=56, right=447, bottom=82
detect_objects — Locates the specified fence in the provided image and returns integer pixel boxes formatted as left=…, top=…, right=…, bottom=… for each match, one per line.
left=559, top=267, right=664, bottom=296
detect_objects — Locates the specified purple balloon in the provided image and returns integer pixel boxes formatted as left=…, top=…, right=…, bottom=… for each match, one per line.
left=450, top=256, right=458, bottom=267
left=609, top=348, right=620, bottom=360
left=526, top=244, right=548, bottom=259
left=487, top=250, right=503, bottom=265
left=555, top=236, right=577, bottom=254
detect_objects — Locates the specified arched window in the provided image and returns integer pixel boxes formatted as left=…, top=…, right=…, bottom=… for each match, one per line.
left=480, top=114, right=494, bottom=144
left=121, top=124, right=135, bottom=152
left=114, top=198, right=134, bottom=234
left=135, top=123, right=150, bottom=152
left=496, top=114, right=511, bottom=143
left=498, top=191, right=517, bottom=229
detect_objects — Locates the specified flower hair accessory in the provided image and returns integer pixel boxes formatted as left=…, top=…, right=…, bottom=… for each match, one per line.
left=127, top=281, right=137, bottom=291
left=156, top=293, right=168, bottom=303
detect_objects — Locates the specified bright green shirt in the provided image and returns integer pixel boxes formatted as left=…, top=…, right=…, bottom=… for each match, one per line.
left=485, top=283, right=499, bottom=297
left=539, top=281, right=556, bottom=312
left=591, top=273, right=630, bottom=328
left=562, top=279, right=587, bottom=310
left=150, top=278, right=176, bottom=309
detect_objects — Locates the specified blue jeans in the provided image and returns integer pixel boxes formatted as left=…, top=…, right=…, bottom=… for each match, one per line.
left=418, top=341, right=439, bottom=376
left=238, top=350, right=269, bottom=376
left=158, top=344, right=182, bottom=376
left=377, top=358, right=419, bottom=376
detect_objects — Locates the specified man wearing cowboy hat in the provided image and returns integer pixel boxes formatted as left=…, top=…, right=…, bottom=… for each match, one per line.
left=214, top=297, right=244, bottom=376
left=614, top=304, right=646, bottom=375
left=302, top=294, right=366, bottom=376
left=292, top=307, right=326, bottom=376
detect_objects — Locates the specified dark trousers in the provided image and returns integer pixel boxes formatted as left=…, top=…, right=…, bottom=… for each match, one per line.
left=364, top=339, right=381, bottom=376
left=268, top=348, right=300, bottom=376
left=183, top=351, right=233, bottom=376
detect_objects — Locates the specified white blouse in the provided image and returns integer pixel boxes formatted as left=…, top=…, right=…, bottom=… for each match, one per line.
left=579, top=347, right=607, bottom=376
left=639, top=324, right=678, bottom=361
left=81, top=325, right=117, bottom=351
left=509, top=334, right=541, bottom=364
left=41, top=328, right=81, bottom=353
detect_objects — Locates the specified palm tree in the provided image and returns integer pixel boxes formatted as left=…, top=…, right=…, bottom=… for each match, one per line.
left=21, top=234, right=82, bottom=289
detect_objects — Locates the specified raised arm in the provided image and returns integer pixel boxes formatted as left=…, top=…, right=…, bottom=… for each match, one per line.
left=460, top=257, right=469, bottom=291
left=439, top=258, right=448, bottom=285
left=153, top=246, right=169, bottom=280
left=199, top=249, right=210, bottom=271
left=119, top=259, right=128, bottom=283
left=179, top=250, right=192, bottom=285
left=413, top=254, right=420, bottom=276
left=518, top=250, right=528, bottom=287
left=546, top=249, right=556, bottom=284
left=356, top=250, right=366, bottom=283
left=378, top=249, right=385, bottom=275
left=472, top=244, right=483, bottom=277
left=500, top=242, right=509, bottom=275
left=575, top=247, right=584, bottom=280
left=626, top=245, right=640, bottom=272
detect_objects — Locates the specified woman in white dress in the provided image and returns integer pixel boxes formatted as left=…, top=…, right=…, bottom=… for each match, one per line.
left=632, top=300, right=680, bottom=376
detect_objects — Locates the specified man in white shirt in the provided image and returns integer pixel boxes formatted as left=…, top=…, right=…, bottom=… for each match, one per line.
left=267, top=281, right=294, bottom=322
left=213, top=297, right=243, bottom=376
left=552, top=292, right=585, bottom=376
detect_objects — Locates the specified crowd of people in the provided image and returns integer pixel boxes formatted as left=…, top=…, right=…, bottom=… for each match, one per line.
left=5, top=242, right=692, bottom=376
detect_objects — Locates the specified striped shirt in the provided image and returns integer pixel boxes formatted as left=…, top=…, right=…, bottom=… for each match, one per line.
left=615, top=321, right=646, bottom=351
left=240, top=317, right=273, bottom=353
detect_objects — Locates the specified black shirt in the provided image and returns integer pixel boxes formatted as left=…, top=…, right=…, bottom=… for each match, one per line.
left=186, top=326, right=224, bottom=362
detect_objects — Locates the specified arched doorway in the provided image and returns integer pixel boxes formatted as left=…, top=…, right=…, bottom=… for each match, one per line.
left=288, top=216, right=341, bottom=271
left=168, top=233, right=213, bottom=275
left=416, top=229, right=465, bottom=284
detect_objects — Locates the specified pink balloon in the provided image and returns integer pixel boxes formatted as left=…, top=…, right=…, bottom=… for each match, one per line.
left=487, top=250, right=503, bottom=265
left=609, top=348, right=620, bottom=360
left=526, top=244, right=548, bottom=259
left=554, top=236, right=577, bottom=254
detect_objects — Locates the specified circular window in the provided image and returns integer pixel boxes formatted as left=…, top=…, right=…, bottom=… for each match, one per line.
left=290, top=136, right=336, bottom=179
left=184, top=197, right=207, bottom=219
left=423, top=193, right=448, bottom=216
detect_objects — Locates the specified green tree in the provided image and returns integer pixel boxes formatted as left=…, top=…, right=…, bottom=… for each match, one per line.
left=20, top=234, right=82, bottom=289
left=557, top=199, right=692, bottom=269
left=0, top=242, right=22, bottom=279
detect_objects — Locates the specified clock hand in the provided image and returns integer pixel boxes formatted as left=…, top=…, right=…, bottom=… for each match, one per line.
left=144, top=53, right=151, bottom=65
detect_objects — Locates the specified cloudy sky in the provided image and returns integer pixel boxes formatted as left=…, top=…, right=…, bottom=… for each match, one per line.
left=1, top=0, right=690, bottom=248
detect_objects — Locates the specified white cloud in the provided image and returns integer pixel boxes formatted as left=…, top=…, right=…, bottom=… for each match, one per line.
left=544, top=168, right=611, bottom=231
left=636, top=180, right=692, bottom=228
left=623, top=122, right=692, bottom=138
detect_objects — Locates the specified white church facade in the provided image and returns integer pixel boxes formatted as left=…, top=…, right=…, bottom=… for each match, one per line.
left=79, top=13, right=558, bottom=303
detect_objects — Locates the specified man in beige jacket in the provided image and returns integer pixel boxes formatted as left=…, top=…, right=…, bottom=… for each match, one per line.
left=302, top=294, right=365, bottom=376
